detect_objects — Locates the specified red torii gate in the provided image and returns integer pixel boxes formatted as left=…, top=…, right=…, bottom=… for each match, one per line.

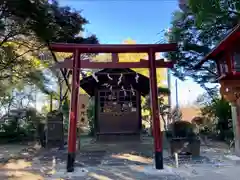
left=50, top=43, right=178, bottom=172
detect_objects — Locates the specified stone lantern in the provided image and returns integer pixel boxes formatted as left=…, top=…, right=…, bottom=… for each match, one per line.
left=218, top=52, right=240, bottom=103
left=196, top=24, right=240, bottom=154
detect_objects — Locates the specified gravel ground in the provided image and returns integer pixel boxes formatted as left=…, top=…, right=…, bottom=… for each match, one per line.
left=1, top=138, right=240, bottom=180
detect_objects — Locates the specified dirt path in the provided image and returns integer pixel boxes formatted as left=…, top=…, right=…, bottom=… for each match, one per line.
left=0, top=137, right=238, bottom=179
left=0, top=143, right=46, bottom=180
left=0, top=144, right=30, bottom=162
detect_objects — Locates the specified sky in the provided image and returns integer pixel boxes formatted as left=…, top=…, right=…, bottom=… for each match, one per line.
left=57, top=0, right=206, bottom=107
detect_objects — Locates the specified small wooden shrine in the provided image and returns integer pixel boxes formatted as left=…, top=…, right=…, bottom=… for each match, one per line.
left=80, top=68, right=150, bottom=141
left=196, top=23, right=240, bottom=154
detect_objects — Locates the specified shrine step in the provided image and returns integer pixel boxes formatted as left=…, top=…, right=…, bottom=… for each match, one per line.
left=96, top=134, right=140, bottom=142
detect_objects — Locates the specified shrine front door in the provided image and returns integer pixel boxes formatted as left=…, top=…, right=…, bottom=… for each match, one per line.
left=97, top=89, right=140, bottom=134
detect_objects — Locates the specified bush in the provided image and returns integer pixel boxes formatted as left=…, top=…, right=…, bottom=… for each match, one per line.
left=168, top=121, right=197, bottom=139
left=0, top=108, right=44, bottom=142
left=197, top=93, right=233, bottom=142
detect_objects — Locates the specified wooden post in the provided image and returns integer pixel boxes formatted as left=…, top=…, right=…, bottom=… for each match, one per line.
left=77, top=94, right=81, bottom=152
left=112, top=53, right=119, bottom=63
left=67, top=50, right=80, bottom=172
left=231, top=104, right=239, bottom=153
left=148, top=49, right=163, bottom=169
left=236, top=99, right=240, bottom=155
left=50, top=94, right=53, bottom=112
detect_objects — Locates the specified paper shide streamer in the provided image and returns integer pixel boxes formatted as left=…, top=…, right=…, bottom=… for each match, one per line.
left=92, top=72, right=99, bottom=82
left=121, top=86, right=127, bottom=96
left=135, top=73, right=139, bottom=83
left=130, top=84, right=135, bottom=96
left=102, top=83, right=110, bottom=87
left=107, top=73, right=113, bottom=80
left=118, top=73, right=123, bottom=85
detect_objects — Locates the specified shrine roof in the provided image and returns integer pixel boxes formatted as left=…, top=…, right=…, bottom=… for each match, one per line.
left=196, top=23, right=240, bottom=68
left=80, top=68, right=150, bottom=96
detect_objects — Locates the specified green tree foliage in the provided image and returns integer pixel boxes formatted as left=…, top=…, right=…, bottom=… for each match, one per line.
left=3, top=0, right=98, bottom=44
left=62, top=99, right=70, bottom=132
left=142, top=88, right=171, bottom=132
left=0, top=0, right=100, bottom=139
left=0, top=86, right=38, bottom=113
left=197, top=93, right=233, bottom=142
left=92, top=39, right=168, bottom=95
left=0, top=0, right=98, bottom=97
left=165, top=0, right=240, bottom=89
left=0, top=108, right=44, bottom=142
left=119, top=39, right=167, bottom=86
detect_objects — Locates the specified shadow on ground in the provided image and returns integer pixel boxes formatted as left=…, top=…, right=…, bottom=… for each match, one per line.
left=0, top=136, right=236, bottom=179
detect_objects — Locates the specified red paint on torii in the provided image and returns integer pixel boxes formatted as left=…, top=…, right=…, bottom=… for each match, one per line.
left=50, top=43, right=176, bottom=69
left=52, top=58, right=174, bottom=69
left=49, top=42, right=177, bottom=172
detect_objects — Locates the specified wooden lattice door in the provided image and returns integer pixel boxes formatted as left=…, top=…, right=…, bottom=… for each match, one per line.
left=98, top=89, right=140, bottom=134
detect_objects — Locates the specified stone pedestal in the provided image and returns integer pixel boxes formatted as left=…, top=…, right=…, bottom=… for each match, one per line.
left=46, top=110, right=64, bottom=148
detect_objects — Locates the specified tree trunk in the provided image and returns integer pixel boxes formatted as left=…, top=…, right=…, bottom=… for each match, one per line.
left=50, top=94, right=53, bottom=112
left=59, top=80, right=63, bottom=110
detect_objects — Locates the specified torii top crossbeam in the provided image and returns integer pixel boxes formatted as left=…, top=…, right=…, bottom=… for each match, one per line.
left=50, top=43, right=178, bottom=69
left=50, top=43, right=177, bottom=53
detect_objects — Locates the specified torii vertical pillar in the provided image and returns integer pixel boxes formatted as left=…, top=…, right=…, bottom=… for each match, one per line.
left=67, top=50, right=81, bottom=172
left=148, top=49, right=163, bottom=169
